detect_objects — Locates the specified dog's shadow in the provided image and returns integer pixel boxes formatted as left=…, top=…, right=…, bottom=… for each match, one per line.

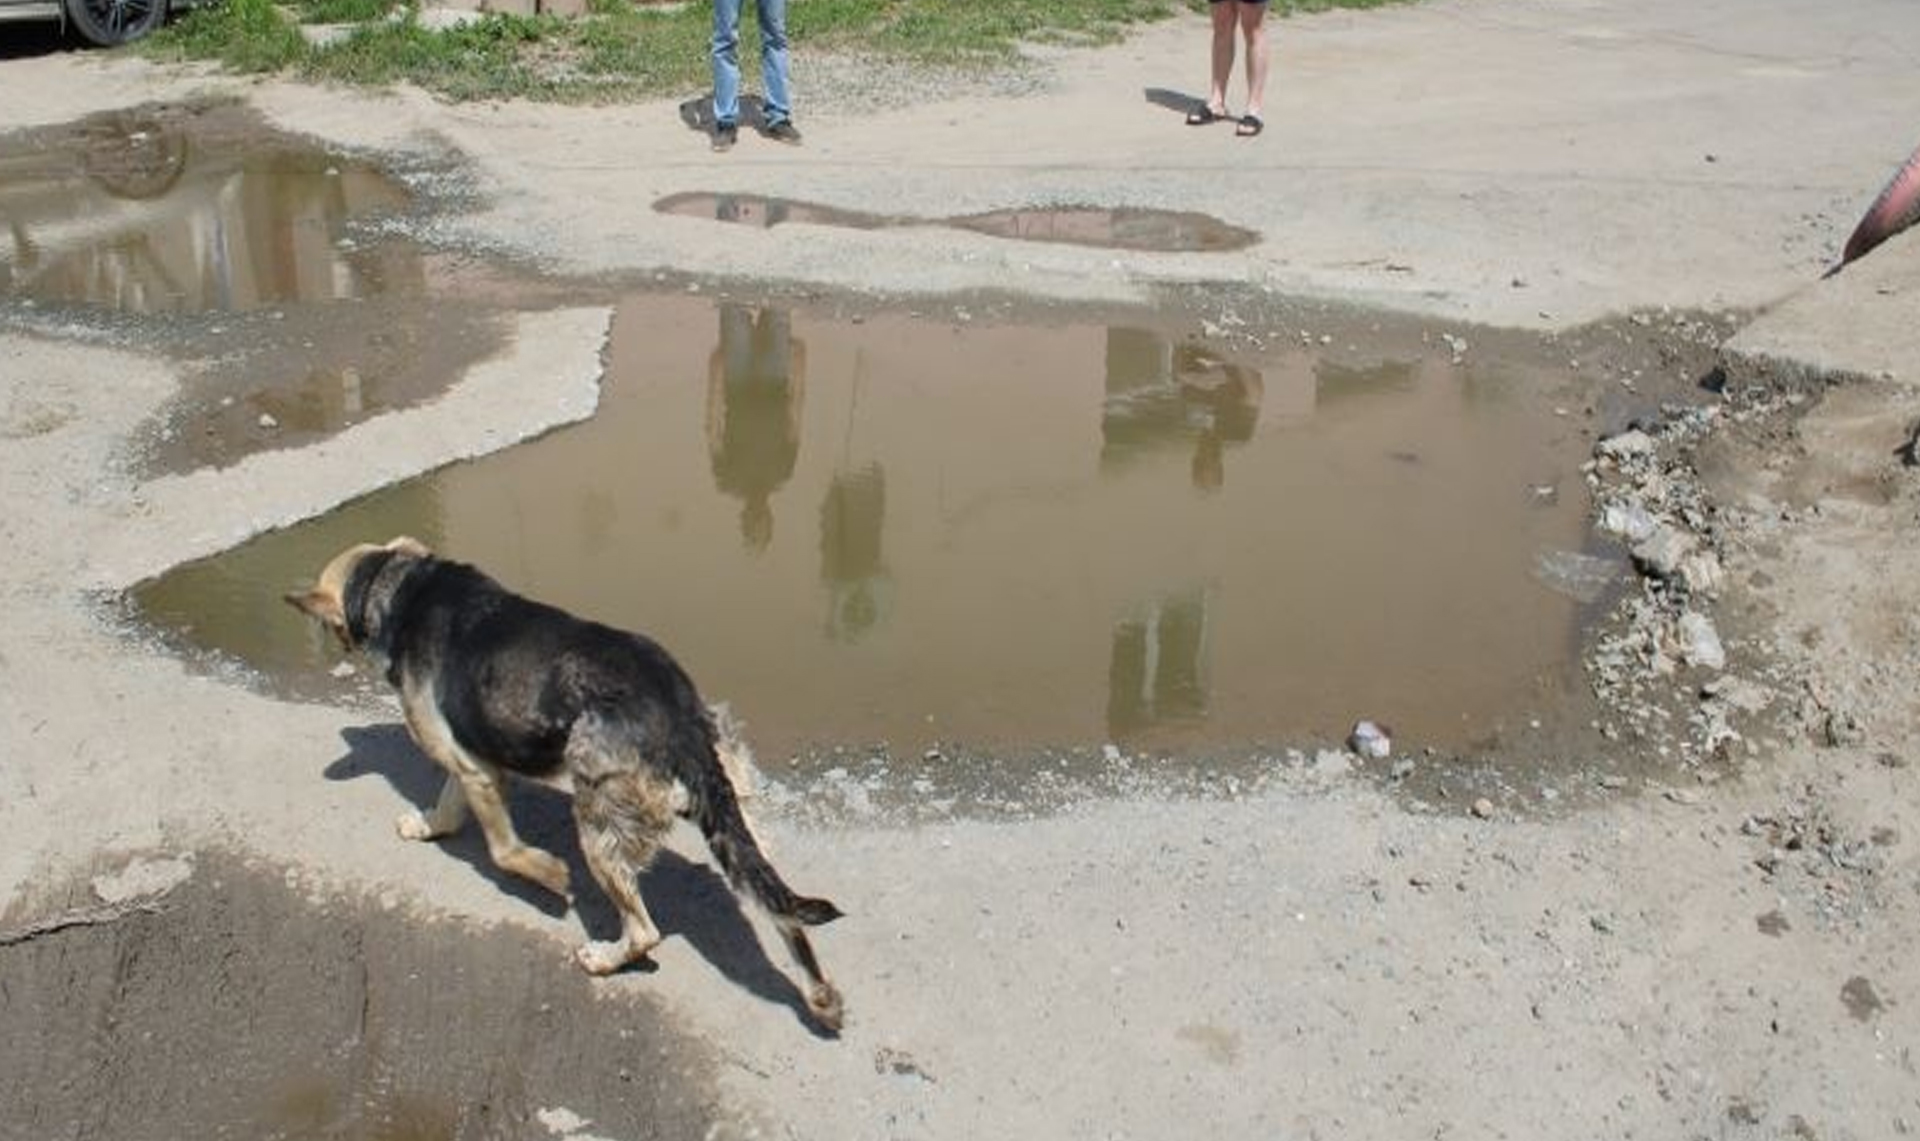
left=326, top=723, right=832, bottom=1036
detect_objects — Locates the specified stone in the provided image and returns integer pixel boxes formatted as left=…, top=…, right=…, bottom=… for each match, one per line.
left=1675, top=611, right=1726, bottom=670
left=1631, top=523, right=1696, bottom=580
left=1348, top=720, right=1392, bottom=760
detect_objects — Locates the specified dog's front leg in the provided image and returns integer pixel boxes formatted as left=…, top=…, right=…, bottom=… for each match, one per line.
left=396, top=773, right=470, bottom=840
left=399, top=680, right=572, bottom=903
left=461, top=770, right=574, bottom=904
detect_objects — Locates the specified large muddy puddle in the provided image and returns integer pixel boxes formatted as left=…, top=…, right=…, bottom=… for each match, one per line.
left=136, top=294, right=1619, bottom=765
left=0, top=851, right=745, bottom=1141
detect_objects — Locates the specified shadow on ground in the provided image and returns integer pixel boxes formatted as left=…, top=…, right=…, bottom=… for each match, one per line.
left=325, top=722, right=828, bottom=1033
left=0, top=848, right=735, bottom=1140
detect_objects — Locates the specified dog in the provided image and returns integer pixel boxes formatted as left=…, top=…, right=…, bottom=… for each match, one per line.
left=285, top=536, right=844, bottom=1031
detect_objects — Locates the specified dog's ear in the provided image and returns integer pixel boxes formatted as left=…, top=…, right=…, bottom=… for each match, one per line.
left=386, top=535, right=431, bottom=557
left=283, top=588, right=343, bottom=626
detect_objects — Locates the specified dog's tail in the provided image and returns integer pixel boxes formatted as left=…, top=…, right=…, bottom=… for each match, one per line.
left=687, top=733, right=844, bottom=1029
left=693, top=775, right=844, bottom=928
left=679, top=708, right=842, bottom=928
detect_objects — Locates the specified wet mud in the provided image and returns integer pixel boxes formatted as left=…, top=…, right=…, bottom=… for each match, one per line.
left=0, top=851, right=744, bottom=1141
left=654, top=191, right=1261, bottom=252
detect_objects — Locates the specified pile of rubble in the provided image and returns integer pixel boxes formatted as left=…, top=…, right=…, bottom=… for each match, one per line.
left=1580, top=389, right=1800, bottom=769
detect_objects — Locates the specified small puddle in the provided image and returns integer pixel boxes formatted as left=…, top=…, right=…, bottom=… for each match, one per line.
left=136, top=294, right=1615, bottom=766
left=654, top=192, right=1261, bottom=252
left=0, top=852, right=734, bottom=1141
left=0, top=102, right=538, bottom=478
left=0, top=100, right=413, bottom=314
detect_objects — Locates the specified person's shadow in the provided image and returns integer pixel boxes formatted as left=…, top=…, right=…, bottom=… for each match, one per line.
left=1143, top=87, right=1213, bottom=120
left=678, top=94, right=772, bottom=133
left=324, top=723, right=834, bottom=1035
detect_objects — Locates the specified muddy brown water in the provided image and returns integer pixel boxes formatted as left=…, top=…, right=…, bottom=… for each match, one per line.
left=0, top=851, right=748, bottom=1141
left=136, top=293, right=1615, bottom=765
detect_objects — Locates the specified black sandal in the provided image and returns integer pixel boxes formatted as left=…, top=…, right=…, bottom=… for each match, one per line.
left=1186, top=105, right=1225, bottom=126
left=1236, top=114, right=1264, bottom=137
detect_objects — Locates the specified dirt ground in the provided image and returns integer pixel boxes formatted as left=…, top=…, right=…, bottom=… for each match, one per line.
left=4, top=1, right=1920, bottom=1138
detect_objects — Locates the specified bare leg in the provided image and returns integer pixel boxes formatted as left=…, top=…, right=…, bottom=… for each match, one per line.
left=396, top=773, right=470, bottom=840
left=1206, top=2, right=1237, bottom=116
left=1240, top=2, right=1270, bottom=125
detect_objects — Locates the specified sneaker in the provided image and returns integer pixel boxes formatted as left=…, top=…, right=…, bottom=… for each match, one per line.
left=764, top=119, right=803, bottom=145
left=712, top=123, right=738, bottom=152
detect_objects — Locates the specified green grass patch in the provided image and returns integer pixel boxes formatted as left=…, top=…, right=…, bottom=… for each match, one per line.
left=158, top=0, right=306, bottom=72
left=143, top=0, right=1414, bottom=103
left=297, top=0, right=402, bottom=23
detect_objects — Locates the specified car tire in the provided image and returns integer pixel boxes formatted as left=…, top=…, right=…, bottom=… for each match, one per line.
left=64, top=0, right=168, bottom=46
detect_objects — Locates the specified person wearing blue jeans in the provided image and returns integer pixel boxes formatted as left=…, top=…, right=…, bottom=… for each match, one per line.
left=711, top=0, right=801, bottom=151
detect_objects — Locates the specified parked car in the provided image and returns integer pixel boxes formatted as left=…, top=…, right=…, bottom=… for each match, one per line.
left=0, top=0, right=174, bottom=47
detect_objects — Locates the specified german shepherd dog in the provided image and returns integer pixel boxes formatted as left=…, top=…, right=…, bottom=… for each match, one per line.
left=286, top=537, right=845, bottom=1031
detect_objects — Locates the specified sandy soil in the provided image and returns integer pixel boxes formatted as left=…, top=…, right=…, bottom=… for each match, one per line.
left=4, top=1, right=1920, bottom=1138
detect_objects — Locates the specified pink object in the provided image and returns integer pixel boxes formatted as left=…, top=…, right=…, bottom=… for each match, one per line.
left=1841, top=140, right=1920, bottom=268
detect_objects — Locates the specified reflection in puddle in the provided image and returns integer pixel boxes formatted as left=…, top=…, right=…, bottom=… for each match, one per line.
left=1101, top=329, right=1267, bottom=489
left=948, top=207, right=1259, bottom=253
left=821, top=462, right=890, bottom=644
left=0, top=101, right=414, bottom=314
left=1109, top=588, right=1211, bottom=738
left=0, top=103, right=529, bottom=479
left=654, top=191, right=1260, bottom=253
left=137, top=296, right=1602, bottom=760
left=710, top=304, right=806, bottom=551
left=663, top=191, right=887, bottom=231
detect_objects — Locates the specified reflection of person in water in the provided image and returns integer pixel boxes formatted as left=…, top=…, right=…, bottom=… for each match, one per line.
left=707, top=305, right=806, bottom=552
left=819, top=462, right=891, bottom=642
left=1174, top=343, right=1264, bottom=491
left=1100, top=328, right=1263, bottom=490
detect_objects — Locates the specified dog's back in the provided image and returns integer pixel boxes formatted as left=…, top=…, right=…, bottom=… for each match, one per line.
left=379, top=558, right=704, bottom=781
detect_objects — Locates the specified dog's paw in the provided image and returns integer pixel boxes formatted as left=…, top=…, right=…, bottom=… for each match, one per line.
left=394, top=810, right=437, bottom=841
left=575, top=939, right=641, bottom=976
left=807, top=983, right=846, bottom=1034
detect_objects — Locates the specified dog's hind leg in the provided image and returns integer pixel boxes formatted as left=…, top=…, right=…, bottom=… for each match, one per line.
left=567, top=715, right=677, bottom=975
left=395, top=773, right=470, bottom=841
left=571, top=773, right=675, bottom=975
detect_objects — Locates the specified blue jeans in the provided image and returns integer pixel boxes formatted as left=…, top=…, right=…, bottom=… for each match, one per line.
left=712, top=0, right=791, bottom=128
